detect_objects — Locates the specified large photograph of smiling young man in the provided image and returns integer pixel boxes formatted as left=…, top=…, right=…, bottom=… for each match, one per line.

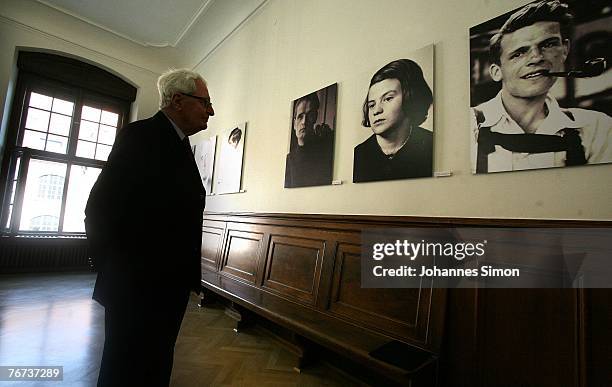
left=353, top=45, right=434, bottom=183
left=470, top=0, right=612, bottom=174
left=284, top=84, right=337, bottom=188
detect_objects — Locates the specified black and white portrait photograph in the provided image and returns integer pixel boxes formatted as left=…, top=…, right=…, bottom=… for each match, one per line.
left=215, top=123, right=246, bottom=194
left=353, top=44, right=434, bottom=183
left=194, top=135, right=216, bottom=194
left=470, top=0, right=612, bottom=174
left=284, top=83, right=337, bottom=188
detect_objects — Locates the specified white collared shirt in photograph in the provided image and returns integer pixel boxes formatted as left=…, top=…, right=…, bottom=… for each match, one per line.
left=471, top=91, right=612, bottom=173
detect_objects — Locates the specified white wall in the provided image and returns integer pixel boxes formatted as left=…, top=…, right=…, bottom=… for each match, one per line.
left=1, top=0, right=609, bottom=220
left=0, top=0, right=172, bottom=158
left=189, top=0, right=612, bottom=220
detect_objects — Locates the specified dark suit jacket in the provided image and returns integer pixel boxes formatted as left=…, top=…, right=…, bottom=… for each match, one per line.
left=85, top=111, right=205, bottom=307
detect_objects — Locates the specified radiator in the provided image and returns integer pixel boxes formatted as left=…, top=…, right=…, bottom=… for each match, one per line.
left=0, top=236, right=91, bottom=273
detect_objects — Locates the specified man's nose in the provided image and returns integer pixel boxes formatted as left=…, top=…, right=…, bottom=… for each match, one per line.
left=527, top=46, right=544, bottom=63
left=208, top=105, right=215, bottom=116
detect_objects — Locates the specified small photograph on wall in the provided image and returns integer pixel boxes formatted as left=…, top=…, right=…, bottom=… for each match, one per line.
left=194, top=136, right=217, bottom=194
left=353, top=44, right=434, bottom=183
left=470, top=0, right=612, bottom=174
left=215, top=123, right=246, bottom=194
left=284, top=83, right=337, bottom=188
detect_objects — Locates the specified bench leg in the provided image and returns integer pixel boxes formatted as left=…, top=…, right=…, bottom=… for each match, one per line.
left=224, top=302, right=253, bottom=332
left=198, top=288, right=217, bottom=308
left=292, top=335, right=314, bottom=373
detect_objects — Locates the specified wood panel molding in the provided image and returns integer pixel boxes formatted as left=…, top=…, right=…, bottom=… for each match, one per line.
left=200, top=211, right=611, bottom=387
left=219, top=228, right=264, bottom=284
left=262, top=235, right=325, bottom=306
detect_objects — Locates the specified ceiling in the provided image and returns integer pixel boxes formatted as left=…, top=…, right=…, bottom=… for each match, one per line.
left=35, top=0, right=244, bottom=48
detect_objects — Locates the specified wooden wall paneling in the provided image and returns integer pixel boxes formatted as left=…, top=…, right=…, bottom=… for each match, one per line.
left=201, top=219, right=226, bottom=272
left=476, top=289, right=579, bottom=387
left=200, top=212, right=611, bottom=386
left=327, top=241, right=435, bottom=349
left=315, top=237, right=339, bottom=312
left=219, top=222, right=265, bottom=284
left=261, top=233, right=325, bottom=306
left=439, top=288, right=480, bottom=387
left=583, top=289, right=612, bottom=386
left=254, top=232, right=271, bottom=287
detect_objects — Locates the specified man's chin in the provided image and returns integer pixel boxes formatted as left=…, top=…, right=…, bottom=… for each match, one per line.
left=520, top=79, right=554, bottom=95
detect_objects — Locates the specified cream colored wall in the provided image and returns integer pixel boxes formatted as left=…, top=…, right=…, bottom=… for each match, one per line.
left=0, top=0, right=170, bottom=156
left=189, top=0, right=612, bottom=220
left=0, top=0, right=609, bottom=220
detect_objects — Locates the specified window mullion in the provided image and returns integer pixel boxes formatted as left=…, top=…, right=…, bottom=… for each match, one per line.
left=57, top=161, right=72, bottom=234
left=68, top=89, right=84, bottom=157
left=16, top=87, right=33, bottom=148
left=0, top=153, right=18, bottom=231
left=9, top=150, right=31, bottom=234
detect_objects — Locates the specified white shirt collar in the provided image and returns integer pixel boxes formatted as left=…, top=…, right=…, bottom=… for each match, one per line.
left=478, top=91, right=580, bottom=135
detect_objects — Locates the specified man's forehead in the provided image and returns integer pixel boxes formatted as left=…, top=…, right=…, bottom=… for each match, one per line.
left=296, top=100, right=314, bottom=112
left=501, top=21, right=562, bottom=51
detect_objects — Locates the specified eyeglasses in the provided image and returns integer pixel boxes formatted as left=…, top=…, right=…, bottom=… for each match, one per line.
left=180, top=93, right=213, bottom=109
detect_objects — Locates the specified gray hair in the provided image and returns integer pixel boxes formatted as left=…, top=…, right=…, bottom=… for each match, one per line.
left=157, top=68, right=206, bottom=109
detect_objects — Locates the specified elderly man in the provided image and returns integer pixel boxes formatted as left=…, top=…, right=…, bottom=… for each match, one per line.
left=86, top=69, right=214, bottom=386
left=471, top=0, right=612, bottom=173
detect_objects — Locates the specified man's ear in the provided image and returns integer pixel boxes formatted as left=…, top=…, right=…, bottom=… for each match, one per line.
left=489, top=63, right=503, bottom=82
left=171, top=93, right=183, bottom=110
left=562, top=38, right=570, bottom=61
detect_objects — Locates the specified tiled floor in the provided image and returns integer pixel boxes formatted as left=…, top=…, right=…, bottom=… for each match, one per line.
left=0, top=272, right=357, bottom=386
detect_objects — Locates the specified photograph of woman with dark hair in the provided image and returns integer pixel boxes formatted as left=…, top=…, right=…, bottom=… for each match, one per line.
left=353, top=57, right=434, bottom=183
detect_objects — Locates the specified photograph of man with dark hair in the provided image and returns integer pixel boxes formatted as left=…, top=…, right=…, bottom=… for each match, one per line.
left=470, top=0, right=612, bottom=174
left=284, top=84, right=337, bottom=188
left=353, top=47, right=434, bottom=183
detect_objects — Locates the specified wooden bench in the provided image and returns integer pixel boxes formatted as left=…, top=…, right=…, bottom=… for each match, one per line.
left=199, top=212, right=447, bottom=386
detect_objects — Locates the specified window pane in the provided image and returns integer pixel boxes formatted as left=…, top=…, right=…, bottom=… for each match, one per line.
left=19, top=159, right=67, bottom=232
left=49, top=113, right=71, bottom=136
left=22, top=130, right=47, bottom=150
left=76, top=140, right=96, bottom=158
left=9, top=180, right=17, bottom=204
left=100, top=110, right=118, bottom=126
left=52, top=98, right=74, bottom=116
left=29, top=215, right=59, bottom=232
left=95, top=144, right=112, bottom=161
left=4, top=205, right=13, bottom=229
left=79, top=120, right=98, bottom=141
left=62, top=165, right=102, bottom=232
left=45, top=134, right=68, bottom=154
left=29, top=92, right=52, bottom=110
left=38, top=174, right=64, bottom=200
left=98, top=125, right=116, bottom=145
left=25, top=108, right=50, bottom=132
left=81, top=106, right=101, bottom=122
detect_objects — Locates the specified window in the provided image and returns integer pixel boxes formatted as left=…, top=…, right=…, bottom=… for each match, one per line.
left=38, top=174, right=65, bottom=200
left=0, top=52, right=135, bottom=236
left=29, top=215, right=59, bottom=232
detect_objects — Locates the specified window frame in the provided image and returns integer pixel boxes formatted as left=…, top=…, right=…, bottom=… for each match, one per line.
left=1, top=70, right=131, bottom=237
